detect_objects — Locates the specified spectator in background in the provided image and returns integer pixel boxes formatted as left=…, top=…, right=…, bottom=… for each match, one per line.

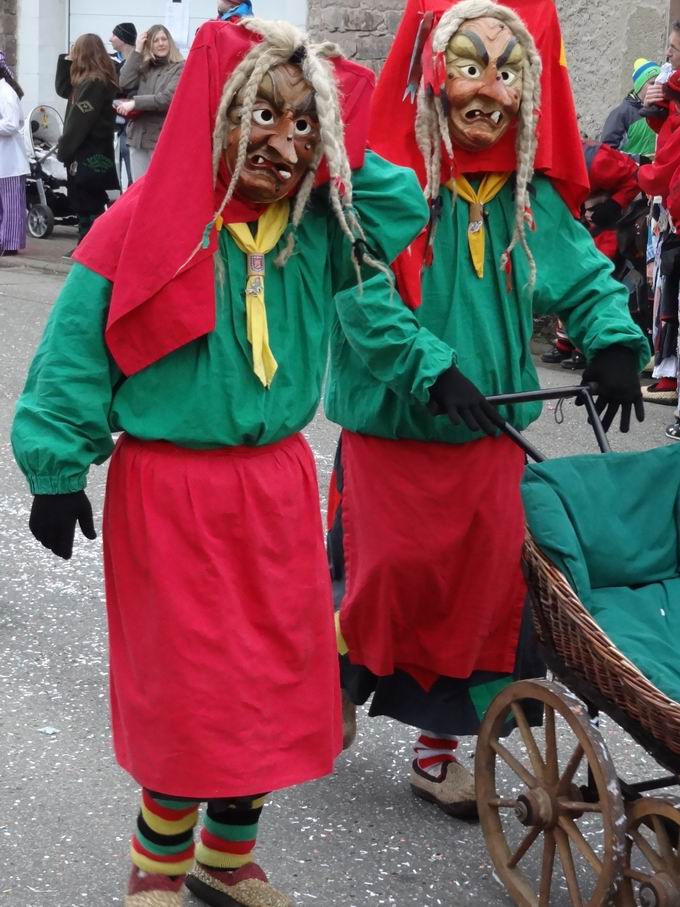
left=110, top=22, right=137, bottom=66
left=601, top=58, right=660, bottom=159
left=55, top=34, right=120, bottom=244
left=116, top=25, right=184, bottom=180
left=110, top=22, right=137, bottom=189
left=217, top=0, right=253, bottom=21
left=0, top=50, right=29, bottom=256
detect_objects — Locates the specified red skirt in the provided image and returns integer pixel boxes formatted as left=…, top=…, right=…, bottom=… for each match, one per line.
left=338, top=431, right=527, bottom=690
left=103, top=433, right=341, bottom=798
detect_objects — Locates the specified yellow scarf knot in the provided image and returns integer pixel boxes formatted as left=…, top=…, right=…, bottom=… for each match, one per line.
left=445, top=173, right=510, bottom=279
left=222, top=199, right=290, bottom=388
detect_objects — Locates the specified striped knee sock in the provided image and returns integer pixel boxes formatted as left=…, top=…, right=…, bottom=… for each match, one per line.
left=131, top=789, right=200, bottom=876
left=414, top=730, right=460, bottom=777
left=195, top=795, right=266, bottom=871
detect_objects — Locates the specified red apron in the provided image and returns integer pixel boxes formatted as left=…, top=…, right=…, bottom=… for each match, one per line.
left=338, top=431, right=526, bottom=690
left=103, top=433, right=341, bottom=798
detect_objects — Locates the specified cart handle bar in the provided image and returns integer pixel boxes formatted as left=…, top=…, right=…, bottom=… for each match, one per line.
left=485, top=384, right=610, bottom=463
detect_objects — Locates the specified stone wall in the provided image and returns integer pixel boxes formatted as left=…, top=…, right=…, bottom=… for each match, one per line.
left=0, top=0, right=18, bottom=69
left=308, top=0, right=670, bottom=139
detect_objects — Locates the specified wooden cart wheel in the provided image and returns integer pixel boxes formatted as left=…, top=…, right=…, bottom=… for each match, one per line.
left=617, top=798, right=680, bottom=907
left=476, top=679, right=626, bottom=907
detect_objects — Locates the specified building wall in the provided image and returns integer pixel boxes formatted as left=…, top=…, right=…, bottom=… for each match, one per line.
left=307, top=0, right=670, bottom=139
left=0, top=0, right=18, bottom=69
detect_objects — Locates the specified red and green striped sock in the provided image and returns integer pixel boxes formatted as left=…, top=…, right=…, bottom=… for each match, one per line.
left=131, top=789, right=200, bottom=877
left=195, top=795, right=266, bottom=871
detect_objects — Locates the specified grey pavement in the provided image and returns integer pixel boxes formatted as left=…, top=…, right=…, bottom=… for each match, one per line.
left=1, top=261, right=678, bottom=907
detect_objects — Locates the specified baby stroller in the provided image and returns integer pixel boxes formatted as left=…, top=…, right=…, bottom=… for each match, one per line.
left=474, top=385, right=680, bottom=907
left=23, top=105, right=77, bottom=238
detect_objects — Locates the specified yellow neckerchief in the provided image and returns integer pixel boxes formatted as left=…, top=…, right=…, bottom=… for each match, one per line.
left=445, top=173, right=511, bottom=278
left=220, top=199, right=290, bottom=388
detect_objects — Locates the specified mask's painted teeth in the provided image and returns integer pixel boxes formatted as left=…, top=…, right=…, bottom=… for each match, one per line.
left=277, top=168, right=292, bottom=180
left=490, top=111, right=502, bottom=125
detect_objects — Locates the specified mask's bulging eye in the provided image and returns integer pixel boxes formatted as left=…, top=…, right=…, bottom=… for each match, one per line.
left=499, top=69, right=518, bottom=86
left=461, top=63, right=481, bottom=78
left=295, top=118, right=312, bottom=136
left=252, top=108, right=275, bottom=127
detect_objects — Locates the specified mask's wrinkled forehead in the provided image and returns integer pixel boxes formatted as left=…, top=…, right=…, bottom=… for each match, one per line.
left=445, top=17, right=524, bottom=71
left=230, top=62, right=317, bottom=118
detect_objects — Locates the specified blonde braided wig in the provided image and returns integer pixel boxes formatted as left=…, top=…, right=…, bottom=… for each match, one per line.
left=416, top=0, right=542, bottom=288
left=209, top=17, right=389, bottom=282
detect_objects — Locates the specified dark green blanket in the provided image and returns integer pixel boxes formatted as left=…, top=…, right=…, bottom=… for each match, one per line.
left=521, top=445, right=680, bottom=704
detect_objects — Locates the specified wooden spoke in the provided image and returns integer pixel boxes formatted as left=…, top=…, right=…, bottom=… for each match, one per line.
left=622, top=866, right=654, bottom=885
left=508, top=826, right=542, bottom=868
left=558, top=815, right=603, bottom=872
left=539, top=831, right=556, bottom=907
left=558, top=743, right=585, bottom=794
left=490, top=738, right=538, bottom=790
left=544, top=705, right=558, bottom=785
left=488, top=798, right=519, bottom=810
left=555, top=825, right=584, bottom=907
left=558, top=800, right=603, bottom=814
left=629, top=827, right=665, bottom=873
left=651, top=815, right=677, bottom=867
left=511, top=702, right=546, bottom=780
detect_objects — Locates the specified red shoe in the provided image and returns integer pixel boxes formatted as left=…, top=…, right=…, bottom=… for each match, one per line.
left=185, top=862, right=291, bottom=906
left=125, top=867, right=186, bottom=905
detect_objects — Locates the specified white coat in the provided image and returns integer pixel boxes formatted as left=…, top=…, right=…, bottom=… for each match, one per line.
left=0, top=79, right=30, bottom=179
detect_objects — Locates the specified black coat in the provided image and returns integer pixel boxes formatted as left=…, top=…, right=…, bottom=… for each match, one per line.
left=55, top=55, right=119, bottom=191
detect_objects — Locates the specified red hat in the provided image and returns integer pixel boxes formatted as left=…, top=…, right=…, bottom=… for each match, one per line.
left=369, top=0, right=589, bottom=307
left=583, top=142, right=639, bottom=210
left=74, top=20, right=375, bottom=376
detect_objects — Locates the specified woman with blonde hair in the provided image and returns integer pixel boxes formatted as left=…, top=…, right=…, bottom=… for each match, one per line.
left=116, top=25, right=184, bottom=179
left=56, top=33, right=119, bottom=243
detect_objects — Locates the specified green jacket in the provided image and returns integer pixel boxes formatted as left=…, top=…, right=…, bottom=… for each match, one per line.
left=326, top=176, right=650, bottom=443
left=12, top=152, right=438, bottom=494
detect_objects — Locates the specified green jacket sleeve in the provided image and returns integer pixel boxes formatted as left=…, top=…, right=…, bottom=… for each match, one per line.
left=11, top=264, right=121, bottom=494
left=531, top=179, right=649, bottom=370
left=330, top=151, right=455, bottom=403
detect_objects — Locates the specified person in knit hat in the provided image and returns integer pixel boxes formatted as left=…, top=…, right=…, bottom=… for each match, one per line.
left=110, top=23, right=138, bottom=188
left=326, top=0, right=649, bottom=819
left=601, top=57, right=661, bottom=159
left=11, top=15, right=447, bottom=907
left=111, top=22, right=138, bottom=62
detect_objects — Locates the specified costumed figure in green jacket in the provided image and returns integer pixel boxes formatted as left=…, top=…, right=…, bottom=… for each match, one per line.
left=12, top=18, right=433, bottom=907
left=55, top=34, right=120, bottom=241
left=327, top=0, right=649, bottom=819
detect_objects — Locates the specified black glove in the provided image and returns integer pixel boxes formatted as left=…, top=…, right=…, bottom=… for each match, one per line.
left=577, top=344, right=644, bottom=433
left=29, top=491, right=97, bottom=560
left=429, top=365, right=503, bottom=436
left=588, top=198, right=622, bottom=229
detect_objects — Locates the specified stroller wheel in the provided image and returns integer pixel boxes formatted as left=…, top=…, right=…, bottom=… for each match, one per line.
left=476, top=678, right=626, bottom=906
left=27, top=204, right=55, bottom=239
left=618, top=797, right=680, bottom=907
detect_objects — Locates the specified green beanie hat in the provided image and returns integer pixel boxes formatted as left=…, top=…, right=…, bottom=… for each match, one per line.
left=633, top=58, right=661, bottom=94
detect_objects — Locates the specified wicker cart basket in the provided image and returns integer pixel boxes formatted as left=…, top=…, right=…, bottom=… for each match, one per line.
left=523, top=532, right=680, bottom=761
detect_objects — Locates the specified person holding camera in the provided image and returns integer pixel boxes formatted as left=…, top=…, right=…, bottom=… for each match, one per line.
left=116, top=25, right=184, bottom=180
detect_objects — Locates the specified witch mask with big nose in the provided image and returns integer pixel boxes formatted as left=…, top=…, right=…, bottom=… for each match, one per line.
left=224, top=62, right=321, bottom=205
left=445, top=16, right=525, bottom=151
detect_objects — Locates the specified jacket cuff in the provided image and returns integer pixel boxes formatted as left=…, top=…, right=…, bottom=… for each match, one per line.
left=28, top=473, right=87, bottom=495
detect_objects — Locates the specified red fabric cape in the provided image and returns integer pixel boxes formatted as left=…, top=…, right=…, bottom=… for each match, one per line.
left=74, top=20, right=375, bottom=376
left=369, top=0, right=589, bottom=307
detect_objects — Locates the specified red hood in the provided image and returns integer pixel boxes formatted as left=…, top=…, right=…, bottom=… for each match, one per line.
left=74, top=20, right=375, bottom=375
